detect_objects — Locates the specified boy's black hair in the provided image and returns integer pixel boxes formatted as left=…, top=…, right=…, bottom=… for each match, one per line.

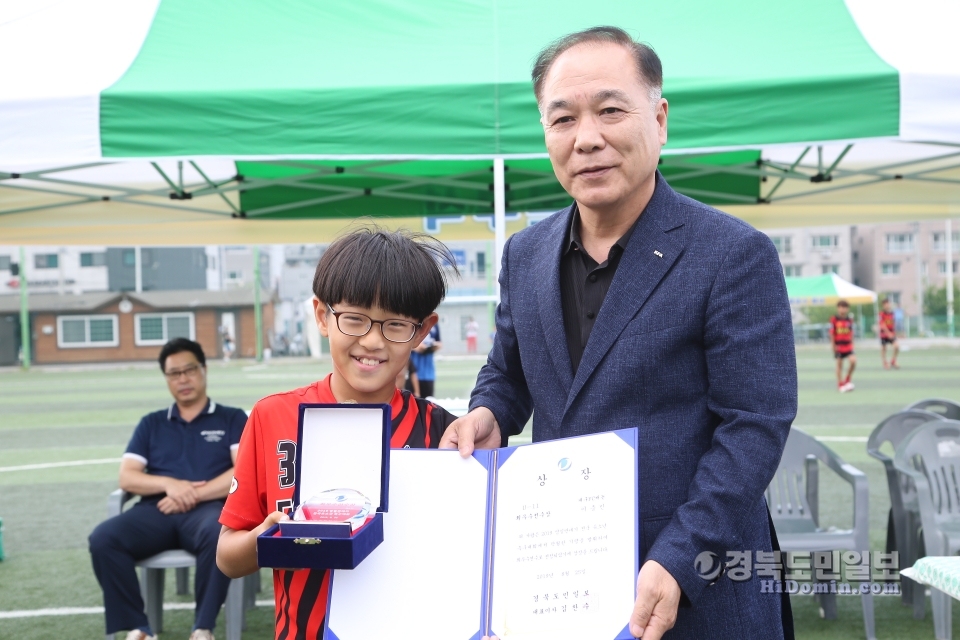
left=837, top=299, right=850, bottom=308
left=158, top=338, right=207, bottom=371
left=313, top=226, right=459, bottom=320
left=881, top=297, right=890, bottom=304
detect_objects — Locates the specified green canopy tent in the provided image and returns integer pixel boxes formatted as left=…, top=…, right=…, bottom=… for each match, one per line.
left=3, top=0, right=959, bottom=233
left=786, top=273, right=880, bottom=341
left=785, top=274, right=878, bottom=307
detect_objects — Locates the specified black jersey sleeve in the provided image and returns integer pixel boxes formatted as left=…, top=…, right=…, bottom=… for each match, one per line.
left=427, top=402, right=458, bottom=449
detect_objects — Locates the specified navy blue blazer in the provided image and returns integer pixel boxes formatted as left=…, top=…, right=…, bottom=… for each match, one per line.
left=471, top=176, right=797, bottom=638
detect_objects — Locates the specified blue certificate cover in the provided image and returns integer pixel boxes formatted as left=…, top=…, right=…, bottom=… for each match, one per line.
left=325, top=428, right=639, bottom=640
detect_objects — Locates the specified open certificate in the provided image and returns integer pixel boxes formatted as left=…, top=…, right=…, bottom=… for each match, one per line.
left=325, top=428, right=639, bottom=640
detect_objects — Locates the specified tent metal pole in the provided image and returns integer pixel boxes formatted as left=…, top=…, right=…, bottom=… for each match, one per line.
left=768, top=176, right=888, bottom=202
left=151, top=162, right=185, bottom=198
left=493, top=158, right=506, bottom=301
left=822, top=144, right=853, bottom=179
left=10, top=161, right=113, bottom=178
left=486, top=239, right=495, bottom=340
left=135, top=247, right=143, bottom=293
left=947, top=218, right=955, bottom=337
left=19, top=247, right=30, bottom=370
left=763, top=146, right=810, bottom=201
left=0, top=196, right=100, bottom=217
left=189, top=161, right=241, bottom=215
left=254, top=245, right=263, bottom=362
left=17, top=173, right=206, bottom=198
left=914, top=222, right=924, bottom=336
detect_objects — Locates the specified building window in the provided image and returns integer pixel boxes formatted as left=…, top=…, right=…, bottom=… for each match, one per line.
left=122, top=249, right=136, bottom=266
left=886, top=233, right=914, bottom=253
left=449, top=250, right=467, bottom=271
left=938, top=261, right=959, bottom=275
left=769, top=236, right=792, bottom=255
left=822, top=264, right=840, bottom=274
left=0, top=255, right=10, bottom=271
left=135, top=313, right=195, bottom=346
left=34, top=253, right=58, bottom=269
left=881, top=262, right=901, bottom=275
left=784, top=265, right=802, bottom=277
left=811, top=235, right=839, bottom=249
left=57, top=315, right=119, bottom=348
left=886, top=292, right=902, bottom=305
left=80, top=252, right=106, bottom=267
left=476, top=252, right=486, bottom=276
left=932, top=231, right=960, bottom=253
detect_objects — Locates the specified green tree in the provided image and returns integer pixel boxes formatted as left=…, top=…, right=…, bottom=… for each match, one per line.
left=802, top=305, right=838, bottom=324
left=923, top=283, right=960, bottom=316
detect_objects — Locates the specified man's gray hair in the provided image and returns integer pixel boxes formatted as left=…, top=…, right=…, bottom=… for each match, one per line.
left=532, top=26, right=663, bottom=105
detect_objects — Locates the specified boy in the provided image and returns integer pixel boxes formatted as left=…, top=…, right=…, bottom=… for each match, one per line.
left=878, top=298, right=900, bottom=369
left=829, top=300, right=856, bottom=392
left=408, top=322, right=441, bottom=397
left=216, top=228, right=459, bottom=639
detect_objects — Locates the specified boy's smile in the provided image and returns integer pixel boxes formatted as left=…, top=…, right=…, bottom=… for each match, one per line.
left=315, top=299, right=437, bottom=404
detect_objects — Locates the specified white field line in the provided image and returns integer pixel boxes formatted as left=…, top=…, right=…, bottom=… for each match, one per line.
left=0, top=458, right=120, bottom=473
left=815, top=436, right=869, bottom=442
left=0, top=601, right=275, bottom=619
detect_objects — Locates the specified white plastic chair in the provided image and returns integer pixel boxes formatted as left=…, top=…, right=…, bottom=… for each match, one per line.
left=906, top=398, right=960, bottom=421
left=894, top=419, right=960, bottom=640
left=767, top=428, right=875, bottom=640
left=106, top=490, right=257, bottom=640
left=866, top=408, right=945, bottom=618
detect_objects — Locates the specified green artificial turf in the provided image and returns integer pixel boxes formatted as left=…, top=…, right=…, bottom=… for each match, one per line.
left=1, top=346, right=959, bottom=638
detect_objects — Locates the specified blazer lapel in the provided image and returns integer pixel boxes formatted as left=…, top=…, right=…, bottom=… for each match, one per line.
left=536, top=205, right=576, bottom=394
left=564, top=179, right=688, bottom=414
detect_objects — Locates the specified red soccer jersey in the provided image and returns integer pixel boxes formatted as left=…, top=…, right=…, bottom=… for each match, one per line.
left=220, top=374, right=456, bottom=640
left=830, top=315, right=855, bottom=354
left=879, top=311, right=896, bottom=339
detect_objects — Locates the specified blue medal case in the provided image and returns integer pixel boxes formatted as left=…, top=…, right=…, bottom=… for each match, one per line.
left=257, top=403, right=390, bottom=570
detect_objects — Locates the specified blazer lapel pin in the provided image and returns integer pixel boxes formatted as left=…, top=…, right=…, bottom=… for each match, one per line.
left=654, top=250, right=664, bottom=258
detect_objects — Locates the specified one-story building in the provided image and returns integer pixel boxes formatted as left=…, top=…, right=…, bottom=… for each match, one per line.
left=0, top=289, right=273, bottom=365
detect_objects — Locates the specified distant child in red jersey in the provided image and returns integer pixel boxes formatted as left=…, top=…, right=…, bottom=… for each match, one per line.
left=216, top=228, right=459, bottom=640
left=830, top=300, right=856, bottom=393
left=878, top=298, right=900, bottom=369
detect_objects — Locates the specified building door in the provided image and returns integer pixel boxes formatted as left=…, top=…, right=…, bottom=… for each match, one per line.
left=0, top=315, right=19, bottom=366
left=219, top=312, right=236, bottom=357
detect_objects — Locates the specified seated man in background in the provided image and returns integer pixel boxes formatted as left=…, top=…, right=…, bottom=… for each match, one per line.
left=89, top=338, right=248, bottom=640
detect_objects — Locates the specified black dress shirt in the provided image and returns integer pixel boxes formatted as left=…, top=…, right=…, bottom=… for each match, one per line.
left=560, top=205, right=641, bottom=372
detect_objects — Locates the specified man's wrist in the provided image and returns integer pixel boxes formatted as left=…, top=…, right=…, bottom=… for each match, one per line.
left=473, top=406, right=500, bottom=433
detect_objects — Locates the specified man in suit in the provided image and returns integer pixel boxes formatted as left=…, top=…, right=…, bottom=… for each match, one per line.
left=440, top=27, right=797, bottom=639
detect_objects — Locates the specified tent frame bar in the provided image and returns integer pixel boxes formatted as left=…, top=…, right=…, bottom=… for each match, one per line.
left=3, top=141, right=960, bottom=219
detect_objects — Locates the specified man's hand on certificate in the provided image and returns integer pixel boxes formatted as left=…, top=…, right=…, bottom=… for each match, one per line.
left=629, top=560, right=681, bottom=639
left=439, top=407, right=501, bottom=456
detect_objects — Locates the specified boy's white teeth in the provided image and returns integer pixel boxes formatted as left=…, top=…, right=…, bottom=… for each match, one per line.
left=357, top=357, right=380, bottom=366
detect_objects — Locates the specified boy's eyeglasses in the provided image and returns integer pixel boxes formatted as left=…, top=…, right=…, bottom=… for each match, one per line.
left=164, top=364, right=202, bottom=380
left=327, top=305, right=422, bottom=343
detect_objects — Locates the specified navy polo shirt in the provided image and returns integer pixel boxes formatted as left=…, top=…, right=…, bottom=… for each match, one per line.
left=123, top=400, right=247, bottom=487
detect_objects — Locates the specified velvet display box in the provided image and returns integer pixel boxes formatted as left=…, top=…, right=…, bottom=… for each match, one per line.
left=257, top=403, right=390, bottom=570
